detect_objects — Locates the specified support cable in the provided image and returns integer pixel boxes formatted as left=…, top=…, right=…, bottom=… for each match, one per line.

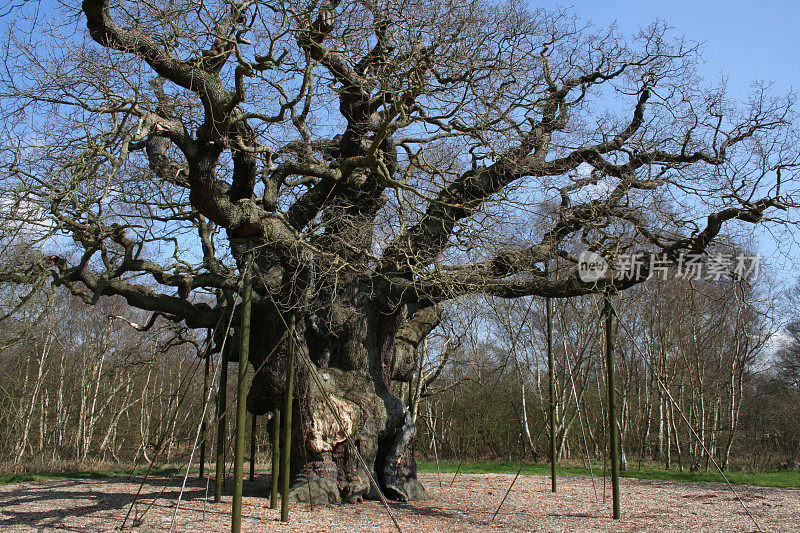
left=260, top=288, right=404, bottom=532
left=449, top=457, right=465, bottom=487
left=562, top=340, right=599, bottom=502
left=426, top=401, right=443, bottom=488
left=612, top=300, right=763, bottom=532
left=295, top=341, right=404, bottom=533
left=119, top=318, right=227, bottom=529
left=469, top=295, right=540, bottom=514
left=491, top=463, right=525, bottom=523
left=168, top=265, right=248, bottom=533
left=490, top=422, right=547, bottom=523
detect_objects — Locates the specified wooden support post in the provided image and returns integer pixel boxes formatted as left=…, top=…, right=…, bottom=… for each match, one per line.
left=547, top=273, right=556, bottom=493
left=250, top=413, right=257, bottom=482
left=270, top=408, right=281, bottom=509
left=214, top=339, right=230, bottom=502
left=280, top=314, right=297, bottom=523
left=604, top=293, right=621, bottom=519
left=232, top=247, right=253, bottom=533
left=200, top=346, right=210, bottom=479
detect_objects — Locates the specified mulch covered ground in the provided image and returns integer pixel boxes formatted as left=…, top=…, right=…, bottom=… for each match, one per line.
left=1, top=471, right=797, bottom=532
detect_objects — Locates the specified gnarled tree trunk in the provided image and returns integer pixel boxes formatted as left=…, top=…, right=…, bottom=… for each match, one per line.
left=238, top=274, right=436, bottom=504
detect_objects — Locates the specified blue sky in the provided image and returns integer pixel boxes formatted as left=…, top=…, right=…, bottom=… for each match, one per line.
left=536, top=1, right=799, bottom=100
left=536, top=1, right=800, bottom=288
left=6, top=1, right=798, bottom=290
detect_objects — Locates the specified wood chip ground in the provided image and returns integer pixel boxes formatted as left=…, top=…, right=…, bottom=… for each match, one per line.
left=1, top=472, right=797, bottom=532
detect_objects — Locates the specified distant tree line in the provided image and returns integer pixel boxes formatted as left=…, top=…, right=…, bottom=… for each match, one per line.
left=2, top=276, right=798, bottom=473
left=410, top=277, right=800, bottom=472
left=0, top=288, right=220, bottom=469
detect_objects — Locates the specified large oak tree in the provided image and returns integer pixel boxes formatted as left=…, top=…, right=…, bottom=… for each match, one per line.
left=0, top=0, right=797, bottom=503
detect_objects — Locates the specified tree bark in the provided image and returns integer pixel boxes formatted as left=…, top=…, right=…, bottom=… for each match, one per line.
left=245, top=296, right=429, bottom=505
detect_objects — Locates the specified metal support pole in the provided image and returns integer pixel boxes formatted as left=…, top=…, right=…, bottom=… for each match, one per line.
left=547, top=271, right=556, bottom=493
left=604, top=293, right=620, bottom=519
left=200, top=346, right=210, bottom=479
left=214, top=338, right=230, bottom=502
left=250, top=413, right=257, bottom=482
left=270, top=408, right=281, bottom=509
left=232, top=247, right=253, bottom=533
left=280, top=314, right=297, bottom=523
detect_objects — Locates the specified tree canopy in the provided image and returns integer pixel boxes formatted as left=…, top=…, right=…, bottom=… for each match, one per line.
left=1, top=0, right=796, bottom=316
left=0, top=0, right=798, bottom=504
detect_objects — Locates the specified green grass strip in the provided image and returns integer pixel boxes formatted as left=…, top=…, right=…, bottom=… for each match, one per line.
left=416, top=460, right=800, bottom=488
left=0, top=466, right=180, bottom=484
left=3, top=461, right=798, bottom=489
